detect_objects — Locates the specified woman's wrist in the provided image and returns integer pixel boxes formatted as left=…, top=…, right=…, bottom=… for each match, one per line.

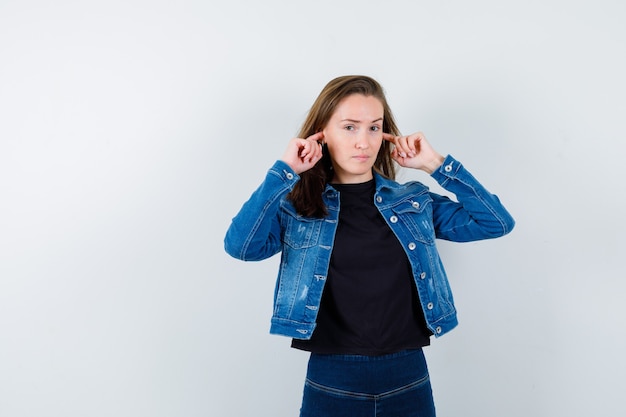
left=423, top=154, right=445, bottom=174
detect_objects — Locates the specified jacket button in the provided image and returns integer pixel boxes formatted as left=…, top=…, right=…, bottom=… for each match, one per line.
left=436, top=326, right=442, bottom=334
left=427, top=302, right=434, bottom=310
left=390, top=215, right=398, bottom=223
left=444, top=163, right=453, bottom=172
left=420, top=272, right=426, bottom=279
left=412, top=201, right=420, bottom=209
left=376, top=196, right=383, bottom=203
left=286, top=172, right=294, bottom=180
left=408, top=242, right=416, bottom=250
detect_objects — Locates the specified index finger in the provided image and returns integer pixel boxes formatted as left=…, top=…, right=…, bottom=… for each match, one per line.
left=382, top=133, right=396, bottom=142
left=306, top=131, right=325, bottom=142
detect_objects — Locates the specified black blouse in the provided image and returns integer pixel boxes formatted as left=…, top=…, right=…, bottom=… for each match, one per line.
left=291, top=179, right=431, bottom=355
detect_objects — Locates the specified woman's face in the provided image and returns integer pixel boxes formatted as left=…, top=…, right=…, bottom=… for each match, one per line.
left=322, top=94, right=384, bottom=184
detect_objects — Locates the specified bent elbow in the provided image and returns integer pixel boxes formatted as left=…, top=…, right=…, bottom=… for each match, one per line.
left=224, top=235, right=245, bottom=260
left=496, top=212, right=515, bottom=237
left=224, top=231, right=280, bottom=262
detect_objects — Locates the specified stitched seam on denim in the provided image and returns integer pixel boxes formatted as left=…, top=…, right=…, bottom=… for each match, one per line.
left=377, top=374, right=430, bottom=399
left=304, top=374, right=430, bottom=400
left=450, top=176, right=510, bottom=235
left=305, top=379, right=374, bottom=400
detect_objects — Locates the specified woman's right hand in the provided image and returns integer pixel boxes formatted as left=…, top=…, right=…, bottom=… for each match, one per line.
left=281, top=131, right=324, bottom=174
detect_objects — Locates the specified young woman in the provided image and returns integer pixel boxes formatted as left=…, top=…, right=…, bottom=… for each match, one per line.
left=224, top=75, right=514, bottom=417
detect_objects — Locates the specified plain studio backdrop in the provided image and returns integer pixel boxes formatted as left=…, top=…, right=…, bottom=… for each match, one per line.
left=1, top=1, right=624, bottom=416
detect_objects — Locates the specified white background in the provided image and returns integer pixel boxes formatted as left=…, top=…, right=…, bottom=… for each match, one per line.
left=1, top=1, right=625, bottom=416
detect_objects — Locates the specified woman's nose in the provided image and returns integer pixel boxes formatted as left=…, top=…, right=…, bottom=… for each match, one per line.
left=355, top=132, right=369, bottom=149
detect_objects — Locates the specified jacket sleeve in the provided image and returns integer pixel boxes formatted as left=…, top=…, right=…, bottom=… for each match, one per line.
left=429, top=155, right=515, bottom=242
left=224, top=160, right=299, bottom=261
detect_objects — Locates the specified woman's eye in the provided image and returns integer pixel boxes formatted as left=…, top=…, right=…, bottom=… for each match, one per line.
left=370, top=126, right=380, bottom=132
left=345, top=125, right=355, bottom=131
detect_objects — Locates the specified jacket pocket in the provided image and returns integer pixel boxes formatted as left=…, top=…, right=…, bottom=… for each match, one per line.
left=282, top=211, right=322, bottom=249
left=391, top=194, right=436, bottom=245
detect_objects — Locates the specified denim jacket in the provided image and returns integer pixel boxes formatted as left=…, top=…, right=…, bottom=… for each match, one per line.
left=224, top=155, right=514, bottom=340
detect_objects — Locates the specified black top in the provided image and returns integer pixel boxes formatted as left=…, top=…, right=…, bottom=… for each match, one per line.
left=291, top=179, right=431, bottom=355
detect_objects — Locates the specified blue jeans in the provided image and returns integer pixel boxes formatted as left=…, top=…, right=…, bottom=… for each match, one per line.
left=299, top=349, right=436, bottom=417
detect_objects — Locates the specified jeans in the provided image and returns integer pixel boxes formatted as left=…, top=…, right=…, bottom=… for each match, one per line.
left=299, top=349, right=436, bottom=417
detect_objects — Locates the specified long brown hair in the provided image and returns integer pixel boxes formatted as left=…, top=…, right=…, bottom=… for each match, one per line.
left=288, top=75, right=401, bottom=218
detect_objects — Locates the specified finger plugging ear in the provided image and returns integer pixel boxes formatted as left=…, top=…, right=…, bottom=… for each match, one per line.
left=307, top=131, right=324, bottom=142
left=382, top=132, right=396, bottom=143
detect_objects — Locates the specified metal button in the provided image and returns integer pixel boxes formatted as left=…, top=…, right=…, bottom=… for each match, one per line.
left=390, top=215, right=398, bottom=223
left=408, top=242, right=416, bottom=250
left=427, top=302, right=434, bottom=310
left=412, top=201, right=420, bottom=209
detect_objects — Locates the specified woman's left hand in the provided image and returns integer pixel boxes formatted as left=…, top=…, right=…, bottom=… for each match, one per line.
left=383, top=132, right=445, bottom=174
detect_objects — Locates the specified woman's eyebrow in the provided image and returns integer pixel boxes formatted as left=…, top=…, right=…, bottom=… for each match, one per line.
left=340, top=117, right=383, bottom=123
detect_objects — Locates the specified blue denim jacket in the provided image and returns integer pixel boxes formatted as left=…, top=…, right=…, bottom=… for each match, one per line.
left=224, top=155, right=514, bottom=340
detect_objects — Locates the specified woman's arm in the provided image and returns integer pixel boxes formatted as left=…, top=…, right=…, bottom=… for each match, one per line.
left=224, top=160, right=298, bottom=261
left=383, top=132, right=514, bottom=242
left=224, top=133, right=323, bottom=261
left=429, top=156, right=515, bottom=242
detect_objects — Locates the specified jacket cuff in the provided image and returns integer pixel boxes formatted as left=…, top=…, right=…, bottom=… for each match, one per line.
left=431, top=154, right=461, bottom=182
left=269, top=160, right=300, bottom=187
